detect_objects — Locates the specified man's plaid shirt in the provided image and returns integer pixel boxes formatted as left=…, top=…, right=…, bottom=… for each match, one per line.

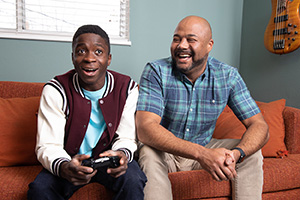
left=137, top=56, right=260, bottom=146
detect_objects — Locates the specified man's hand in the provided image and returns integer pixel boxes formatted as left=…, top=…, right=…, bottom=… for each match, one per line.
left=198, top=148, right=237, bottom=181
left=60, top=154, right=97, bottom=186
left=100, top=150, right=128, bottom=178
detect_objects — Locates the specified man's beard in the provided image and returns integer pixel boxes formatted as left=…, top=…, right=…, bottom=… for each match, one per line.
left=173, top=53, right=208, bottom=73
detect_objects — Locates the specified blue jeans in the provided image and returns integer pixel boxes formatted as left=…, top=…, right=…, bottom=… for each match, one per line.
left=27, top=160, right=147, bottom=200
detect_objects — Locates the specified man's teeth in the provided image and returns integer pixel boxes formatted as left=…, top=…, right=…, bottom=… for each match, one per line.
left=179, top=54, right=190, bottom=58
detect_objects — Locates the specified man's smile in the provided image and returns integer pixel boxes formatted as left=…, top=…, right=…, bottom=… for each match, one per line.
left=175, top=50, right=193, bottom=63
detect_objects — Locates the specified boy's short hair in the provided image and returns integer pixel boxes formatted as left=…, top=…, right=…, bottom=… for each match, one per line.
left=72, top=25, right=110, bottom=54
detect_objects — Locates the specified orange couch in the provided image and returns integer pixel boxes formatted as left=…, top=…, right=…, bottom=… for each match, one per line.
left=0, top=81, right=300, bottom=200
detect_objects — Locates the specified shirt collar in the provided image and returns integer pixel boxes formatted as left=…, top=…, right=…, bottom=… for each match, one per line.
left=172, top=59, right=209, bottom=85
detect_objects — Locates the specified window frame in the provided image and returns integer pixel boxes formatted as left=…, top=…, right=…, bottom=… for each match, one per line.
left=0, top=0, right=131, bottom=45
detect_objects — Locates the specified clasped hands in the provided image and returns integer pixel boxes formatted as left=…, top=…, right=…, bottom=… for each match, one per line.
left=60, top=150, right=128, bottom=186
left=199, top=148, right=238, bottom=182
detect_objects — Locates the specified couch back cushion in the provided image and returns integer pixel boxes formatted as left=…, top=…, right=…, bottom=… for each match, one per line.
left=0, top=96, right=41, bottom=166
left=213, top=99, right=287, bottom=157
left=0, top=81, right=44, bottom=98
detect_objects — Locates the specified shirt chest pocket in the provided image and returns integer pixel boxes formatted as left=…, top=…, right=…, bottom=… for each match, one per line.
left=197, top=99, right=227, bottom=126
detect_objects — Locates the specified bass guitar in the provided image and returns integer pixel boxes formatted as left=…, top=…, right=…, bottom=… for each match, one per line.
left=264, top=0, right=300, bottom=54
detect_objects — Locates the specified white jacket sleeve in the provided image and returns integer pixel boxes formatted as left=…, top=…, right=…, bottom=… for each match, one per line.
left=111, top=86, right=138, bottom=162
left=36, top=84, right=71, bottom=175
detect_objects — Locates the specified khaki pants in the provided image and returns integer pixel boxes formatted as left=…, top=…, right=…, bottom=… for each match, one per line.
left=138, top=139, right=263, bottom=200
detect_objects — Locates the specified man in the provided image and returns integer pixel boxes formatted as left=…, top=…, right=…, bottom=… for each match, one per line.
left=28, top=25, right=146, bottom=200
left=136, top=16, right=269, bottom=200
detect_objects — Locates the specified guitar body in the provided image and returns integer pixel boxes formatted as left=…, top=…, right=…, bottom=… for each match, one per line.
left=264, top=0, right=300, bottom=54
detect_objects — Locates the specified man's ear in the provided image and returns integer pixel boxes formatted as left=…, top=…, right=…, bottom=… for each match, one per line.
left=207, top=39, right=214, bottom=53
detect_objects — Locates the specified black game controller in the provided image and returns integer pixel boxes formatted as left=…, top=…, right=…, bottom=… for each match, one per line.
left=82, top=156, right=120, bottom=169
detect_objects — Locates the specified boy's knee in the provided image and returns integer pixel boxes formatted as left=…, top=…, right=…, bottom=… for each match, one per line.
left=125, top=161, right=147, bottom=186
left=27, top=181, right=48, bottom=199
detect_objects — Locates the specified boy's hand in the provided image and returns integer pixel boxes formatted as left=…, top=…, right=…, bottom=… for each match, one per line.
left=100, top=150, right=128, bottom=178
left=60, top=154, right=97, bottom=186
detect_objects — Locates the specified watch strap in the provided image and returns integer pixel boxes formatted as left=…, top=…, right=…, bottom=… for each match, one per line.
left=231, top=147, right=245, bottom=163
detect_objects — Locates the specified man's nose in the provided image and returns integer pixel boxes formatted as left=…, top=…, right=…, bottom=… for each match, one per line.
left=177, top=38, right=189, bottom=49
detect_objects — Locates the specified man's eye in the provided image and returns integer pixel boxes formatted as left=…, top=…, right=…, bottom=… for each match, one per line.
left=173, top=38, right=180, bottom=43
left=187, top=38, right=196, bottom=42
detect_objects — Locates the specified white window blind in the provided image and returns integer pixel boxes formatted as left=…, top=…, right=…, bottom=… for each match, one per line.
left=0, top=0, right=130, bottom=45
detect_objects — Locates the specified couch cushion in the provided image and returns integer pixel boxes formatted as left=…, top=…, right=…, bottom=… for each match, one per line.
left=0, top=81, right=44, bottom=99
left=283, top=106, right=300, bottom=154
left=213, top=99, right=287, bottom=157
left=70, top=183, right=113, bottom=200
left=263, top=154, right=300, bottom=192
left=168, top=170, right=231, bottom=199
left=0, top=165, right=42, bottom=199
left=0, top=97, right=40, bottom=166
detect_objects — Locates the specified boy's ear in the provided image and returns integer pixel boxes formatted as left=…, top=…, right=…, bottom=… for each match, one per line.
left=71, top=52, right=75, bottom=64
left=107, top=54, right=112, bottom=66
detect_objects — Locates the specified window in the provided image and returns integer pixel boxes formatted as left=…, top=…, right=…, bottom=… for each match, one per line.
left=0, top=0, right=130, bottom=45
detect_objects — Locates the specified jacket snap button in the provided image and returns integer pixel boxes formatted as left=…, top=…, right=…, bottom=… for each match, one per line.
left=103, top=143, right=106, bottom=146
left=108, top=123, right=112, bottom=127
left=100, top=100, right=104, bottom=104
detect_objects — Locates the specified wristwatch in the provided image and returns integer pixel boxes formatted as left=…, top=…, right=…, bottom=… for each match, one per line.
left=231, top=147, right=245, bottom=163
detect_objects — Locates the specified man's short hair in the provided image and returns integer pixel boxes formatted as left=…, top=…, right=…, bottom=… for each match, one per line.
left=72, top=24, right=111, bottom=54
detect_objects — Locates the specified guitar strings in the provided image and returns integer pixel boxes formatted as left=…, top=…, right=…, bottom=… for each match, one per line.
left=279, top=0, right=284, bottom=47
left=275, top=0, right=278, bottom=48
left=275, top=0, right=286, bottom=50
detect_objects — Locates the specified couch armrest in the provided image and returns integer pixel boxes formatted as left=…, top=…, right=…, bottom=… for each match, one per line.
left=283, top=106, right=300, bottom=154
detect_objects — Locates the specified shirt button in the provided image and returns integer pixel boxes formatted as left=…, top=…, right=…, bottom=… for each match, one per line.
left=83, top=125, right=86, bottom=128
left=186, top=128, right=190, bottom=132
left=87, top=101, right=90, bottom=104
left=190, top=108, right=193, bottom=112
left=108, top=123, right=113, bottom=127
left=100, top=100, right=104, bottom=104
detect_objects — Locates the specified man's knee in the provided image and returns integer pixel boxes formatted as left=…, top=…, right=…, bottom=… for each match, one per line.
left=242, top=149, right=263, bottom=168
left=139, top=145, right=165, bottom=167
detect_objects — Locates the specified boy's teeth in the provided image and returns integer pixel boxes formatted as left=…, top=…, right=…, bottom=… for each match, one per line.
left=85, top=68, right=96, bottom=72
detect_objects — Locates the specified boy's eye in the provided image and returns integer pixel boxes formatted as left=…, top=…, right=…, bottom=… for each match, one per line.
left=77, top=49, right=85, bottom=54
left=95, top=49, right=102, bottom=54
